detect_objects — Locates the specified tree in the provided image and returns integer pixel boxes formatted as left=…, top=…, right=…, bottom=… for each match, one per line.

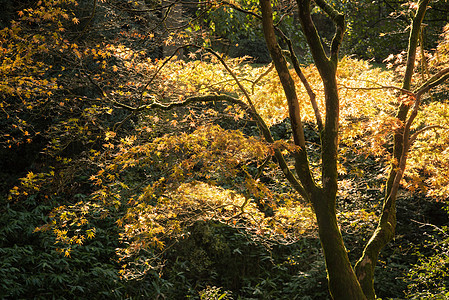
left=258, top=0, right=449, bottom=299
left=3, top=0, right=449, bottom=299
left=91, top=0, right=448, bottom=296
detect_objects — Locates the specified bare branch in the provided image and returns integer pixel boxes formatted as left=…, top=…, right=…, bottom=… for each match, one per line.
left=201, top=47, right=255, bottom=108
left=411, top=219, right=449, bottom=236
left=221, top=0, right=262, bottom=20
left=410, top=125, right=449, bottom=145
left=274, top=13, right=289, bottom=27
left=161, top=1, right=177, bottom=30
left=338, top=82, right=415, bottom=96
left=414, top=67, right=449, bottom=95
left=279, top=35, right=323, bottom=133
left=252, top=63, right=274, bottom=93
left=113, top=94, right=251, bottom=112
left=139, top=45, right=187, bottom=103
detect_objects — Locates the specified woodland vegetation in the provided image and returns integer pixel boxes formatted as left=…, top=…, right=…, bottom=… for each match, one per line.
left=1, top=0, right=449, bottom=299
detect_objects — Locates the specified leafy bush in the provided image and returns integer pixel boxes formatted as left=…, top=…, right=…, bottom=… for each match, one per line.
left=0, top=196, right=126, bottom=299
left=406, top=227, right=449, bottom=299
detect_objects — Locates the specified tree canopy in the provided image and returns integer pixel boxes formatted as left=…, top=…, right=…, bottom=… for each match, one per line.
left=1, top=0, right=449, bottom=299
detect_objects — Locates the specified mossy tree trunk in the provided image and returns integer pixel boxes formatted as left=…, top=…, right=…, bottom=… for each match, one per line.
left=311, top=190, right=366, bottom=299
left=354, top=1, right=431, bottom=299
left=260, top=0, right=366, bottom=298
left=258, top=0, right=435, bottom=299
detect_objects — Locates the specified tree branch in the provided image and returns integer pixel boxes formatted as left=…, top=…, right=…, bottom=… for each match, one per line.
left=414, top=67, right=449, bottom=95
left=252, top=63, right=274, bottom=94
left=403, top=0, right=431, bottom=90
left=261, top=0, right=317, bottom=195
left=143, top=93, right=310, bottom=201
left=356, top=12, right=447, bottom=294
left=279, top=36, right=323, bottom=133
left=314, top=0, right=345, bottom=63
left=139, top=45, right=186, bottom=103
left=357, top=51, right=448, bottom=300
left=386, top=0, right=430, bottom=200
left=221, top=0, right=262, bottom=20
left=338, top=82, right=415, bottom=96
left=222, top=0, right=324, bottom=133
left=296, top=0, right=330, bottom=73
left=410, top=125, right=449, bottom=145
left=139, top=43, right=311, bottom=201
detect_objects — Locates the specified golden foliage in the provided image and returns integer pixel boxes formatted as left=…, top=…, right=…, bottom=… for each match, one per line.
left=4, top=0, right=448, bottom=274
left=117, top=180, right=315, bottom=278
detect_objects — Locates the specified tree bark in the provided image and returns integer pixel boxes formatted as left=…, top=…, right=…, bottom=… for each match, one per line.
left=312, top=190, right=367, bottom=300
left=260, top=0, right=366, bottom=298
left=356, top=2, right=431, bottom=299
left=260, top=0, right=315, bottom=194
left=385, top=0, right=430, bottom=197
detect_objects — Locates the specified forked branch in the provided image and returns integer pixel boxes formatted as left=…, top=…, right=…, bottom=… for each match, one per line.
left=314, top=0, right=345, bottom=62
left=220, top=0, right=324, bottom=134
left=410, top=125, right=449, bottom=145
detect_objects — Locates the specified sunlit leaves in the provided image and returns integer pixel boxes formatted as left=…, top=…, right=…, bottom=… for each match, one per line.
left=0, top=0, right=79, bottom=147
left=101, top=124, right=269, bottom=188
left=77, top=123, right=319, bottom=276
left=404, top=101, right=449, bottom=199
left=2, top=1, right=447, bottom=293
left=117, top=181, right=315, bottom=279
left=8, top=170, right=55, bottom=201
left=34, top=201, right=102, bottom=258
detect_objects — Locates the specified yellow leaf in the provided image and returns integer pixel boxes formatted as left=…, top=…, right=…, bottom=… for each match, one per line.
left=64, top=248, right=71, bottom=257
left=86, top=228, right=96, bottom=239
left=104, top=131, right=116, bottom=141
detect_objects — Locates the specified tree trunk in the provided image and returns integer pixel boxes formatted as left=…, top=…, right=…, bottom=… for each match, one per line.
left=312, top=190, right=367, bottom=300
left=356, top=2, right=430, bottom=298
left=259, top=0, right=367, bottom=298
left=354, top=195, right=396, bottom=300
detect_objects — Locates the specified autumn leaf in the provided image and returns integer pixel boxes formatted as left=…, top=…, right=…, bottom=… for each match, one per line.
left=86, top=228, right=96, bottom=239
left=105, top=131, right=116, bottom=141
left=64, top=248, right=71, bottom=257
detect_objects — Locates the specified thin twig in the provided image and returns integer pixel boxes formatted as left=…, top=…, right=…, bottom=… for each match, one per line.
left=252, top=63, right=274, bottom=94
left=410, top=125, right=449, bottom=145
left=338, top=82, right=415, bottom=96
left=411, top=219, right=448, bottom=236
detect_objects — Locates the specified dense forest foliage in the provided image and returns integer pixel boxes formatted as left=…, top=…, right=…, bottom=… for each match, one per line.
left=1, top=0, right=449, bottom=299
